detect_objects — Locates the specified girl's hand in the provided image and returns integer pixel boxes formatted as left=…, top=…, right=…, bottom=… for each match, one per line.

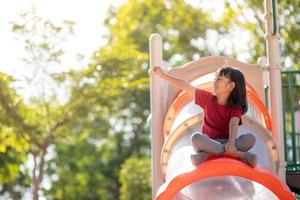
left=224, top=142, right=238, bottom=157
left=149, top=66, right=163, bottom=76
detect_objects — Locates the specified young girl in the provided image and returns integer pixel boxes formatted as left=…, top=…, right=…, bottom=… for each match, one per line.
left=151, top=66, right=257, bottom=167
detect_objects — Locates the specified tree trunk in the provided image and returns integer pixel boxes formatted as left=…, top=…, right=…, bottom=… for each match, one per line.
left=32, top=146, right=48, bottom=200
left=8, top=184, right=17, bottom=200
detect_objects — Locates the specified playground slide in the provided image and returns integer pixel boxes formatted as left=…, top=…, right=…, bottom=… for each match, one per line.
left=154, top=86, right=296, bottom=200
left=156, top=138, right=294, bottom=200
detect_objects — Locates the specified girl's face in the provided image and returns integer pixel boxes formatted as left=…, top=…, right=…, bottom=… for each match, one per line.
left=212, top=74, right=235, bottom=95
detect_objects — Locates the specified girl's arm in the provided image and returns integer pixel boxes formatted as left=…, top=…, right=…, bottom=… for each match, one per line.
left=225, top=117, right=240, bottom=155
left=151, top=66, right=196, bottom=97
left=228, top=117, right=240, bottom=143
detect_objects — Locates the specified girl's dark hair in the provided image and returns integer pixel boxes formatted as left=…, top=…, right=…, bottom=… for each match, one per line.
left=217, top=67, right=248, bottom=114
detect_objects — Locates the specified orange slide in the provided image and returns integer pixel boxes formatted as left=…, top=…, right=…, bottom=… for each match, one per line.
left=155, top=82, right=296, bottom=200
left=156, top=156, right=295, bottom=199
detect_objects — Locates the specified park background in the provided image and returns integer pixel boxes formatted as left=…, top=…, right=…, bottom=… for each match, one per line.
left=0, top=0, right=299, bottom=199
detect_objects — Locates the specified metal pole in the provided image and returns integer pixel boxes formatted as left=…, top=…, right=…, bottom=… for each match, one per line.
left=264, top=0, right=286, bottom=181
left=149, top=33, right=164, bottom=198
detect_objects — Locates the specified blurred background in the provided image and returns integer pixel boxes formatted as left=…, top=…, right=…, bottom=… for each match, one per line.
left=0, top=0, right=299, bottom=199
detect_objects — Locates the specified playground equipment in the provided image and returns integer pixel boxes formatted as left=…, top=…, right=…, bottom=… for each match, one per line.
left=149, top=0, right=297, bottom=199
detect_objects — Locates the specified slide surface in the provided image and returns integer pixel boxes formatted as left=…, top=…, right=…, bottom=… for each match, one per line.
left=156, top=146, right=295, bottom=200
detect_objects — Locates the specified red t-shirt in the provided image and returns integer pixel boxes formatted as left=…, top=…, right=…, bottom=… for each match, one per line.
left=195, top=88, right=242, bottom=139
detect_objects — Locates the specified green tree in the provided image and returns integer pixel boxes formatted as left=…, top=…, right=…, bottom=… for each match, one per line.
left=46, top=0, right=234, bottom=199
left=216, top=0, right=300, bottom=68
left=8, top=7, right=75, bottom=200
left=0, top=72, right=31, bottom=199
left=119, top=156, right=151, bottom=200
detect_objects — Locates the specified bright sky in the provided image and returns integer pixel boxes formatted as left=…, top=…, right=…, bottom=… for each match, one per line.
left=0, top=0, right=127, bottom=103
left=0, top=0, right=252, bottom=103
left=0, top=0, right=252, bottom=76
left=0, top=0, right=126, bottom=77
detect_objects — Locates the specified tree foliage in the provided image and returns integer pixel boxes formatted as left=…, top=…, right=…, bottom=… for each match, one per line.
left=47, top=1, right=231, bottom=199
left=216, top=0, right=300, bottom=68
left=0, top=73, right=31, bottom=199
left=119, top=156, right=151, bottom=200
left=1, top=7, right=75, bottom=200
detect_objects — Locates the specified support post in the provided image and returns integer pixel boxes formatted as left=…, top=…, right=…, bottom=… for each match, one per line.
left=149, top=33, right=164, bottom=198
left=264, top=0, right=286, bottom=181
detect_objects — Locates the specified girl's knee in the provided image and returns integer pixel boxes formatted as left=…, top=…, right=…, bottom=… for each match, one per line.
left=238, top=133, right=256, bottom=149
left=190, top=132, right=200, bottom=144
left=191, top=132, right=208, bottom=144
left=245, top=134, right=256, bottom=146
left=191, top=133, right=224, bottom=155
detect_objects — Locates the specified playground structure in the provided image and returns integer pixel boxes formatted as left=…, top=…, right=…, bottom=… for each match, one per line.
left=149, top=0, right=298, bottom=199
